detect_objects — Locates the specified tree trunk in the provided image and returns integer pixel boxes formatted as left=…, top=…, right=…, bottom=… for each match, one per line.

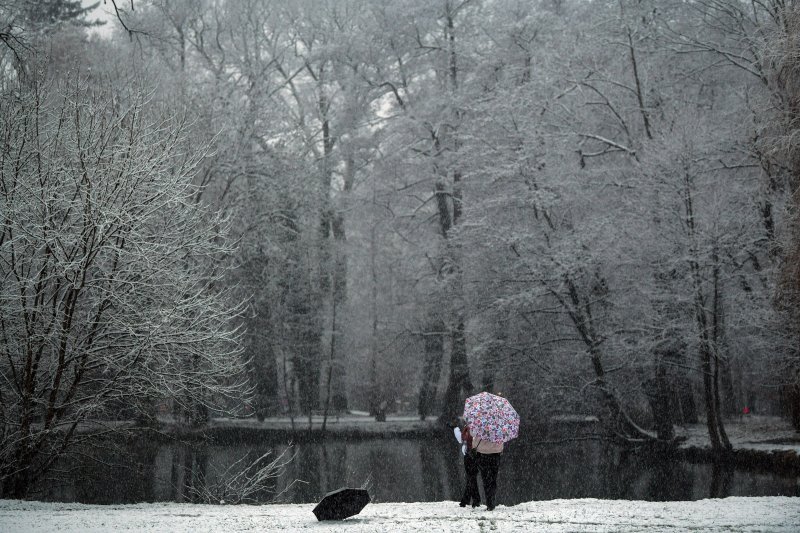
left=592, top=351, right=655, bottom=442
left=711, top=248, right=731, bottom=449
left=699, top=302, right=723, bottom=451
left=321, top=293, right=338, bottom=433
left=248, top=302, right=278, bottom=421
left=369, top=180, right=381, bottom=418
left=679, top=379, right=699, bottom=424
left=617, top=0, right=652, bottom=140
left=684, top=167, right=731, bottom=453
left=558, top=276, right=656, bottom=442
left=316, top=68, right=349, bottom=420
left=419, top=1, right=473, bottom=422
left=482, top=315, right=506, bottom=393
left=644, top=364, right=675, bottom=442
left=440, top=321, right=473, bottom=422
left=418, top=319, right=445, bottom=420
left=292, top=293, right=321, bottom=418
left=3, top=463, right=31, bottom=499
left=712, top=345, right=732, bottom=450
left=785, top=378, right=800, bottom=431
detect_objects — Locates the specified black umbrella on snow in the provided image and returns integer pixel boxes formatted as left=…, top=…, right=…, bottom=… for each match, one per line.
left=312, top=487, right=371, bottom=521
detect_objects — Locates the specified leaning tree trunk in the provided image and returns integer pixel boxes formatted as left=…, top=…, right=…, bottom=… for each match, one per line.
left=591, top=348, right=657, bottom=443
left=559, top=275, right=658, bottom=443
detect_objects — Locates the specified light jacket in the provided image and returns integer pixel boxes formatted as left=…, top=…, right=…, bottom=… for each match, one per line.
left=472, top=438, right=504, bottom=454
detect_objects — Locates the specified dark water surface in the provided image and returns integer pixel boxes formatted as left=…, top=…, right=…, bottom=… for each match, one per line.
left=38, top=435, right=799, bottom=505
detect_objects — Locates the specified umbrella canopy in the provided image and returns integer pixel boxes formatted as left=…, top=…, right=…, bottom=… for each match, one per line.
left=463, top=392, right=520, bottom=444
left=312, top=487, right=371, bottom=521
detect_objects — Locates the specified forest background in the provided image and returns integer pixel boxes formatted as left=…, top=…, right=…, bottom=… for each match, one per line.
left=2, top=0, right=800, bottom=498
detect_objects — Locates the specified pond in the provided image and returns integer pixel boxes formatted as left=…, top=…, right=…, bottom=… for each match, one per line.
left=36, top=434, right=800, bottom=505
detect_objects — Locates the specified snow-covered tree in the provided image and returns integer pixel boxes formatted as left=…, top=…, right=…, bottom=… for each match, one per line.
left=0, top=69, right=247, bottom=498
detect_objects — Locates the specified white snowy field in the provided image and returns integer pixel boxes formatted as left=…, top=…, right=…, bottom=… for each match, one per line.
left=2, top=497, right=799, bottom=532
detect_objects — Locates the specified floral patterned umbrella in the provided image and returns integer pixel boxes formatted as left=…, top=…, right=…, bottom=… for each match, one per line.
left=463, top=392, right=519, bottom=444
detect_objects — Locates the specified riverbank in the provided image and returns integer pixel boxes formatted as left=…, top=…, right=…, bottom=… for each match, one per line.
left=99, top=413, right=800, bottom=444
left=675, top=416, right=800, bottom=474
left=677, top=415, right=800, bottom=451
left=2, top=496, right=798, bottom=532
left=92, top=413, right=800, bottom=468
left=173, top=414, right=441, bottom=443
left=166, top=413, right=800, bottom=475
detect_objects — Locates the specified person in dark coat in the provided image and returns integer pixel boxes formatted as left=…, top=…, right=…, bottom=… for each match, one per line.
left=452, top=419, right=480, bottom=507
left=471, top=437, right=503, bottom=511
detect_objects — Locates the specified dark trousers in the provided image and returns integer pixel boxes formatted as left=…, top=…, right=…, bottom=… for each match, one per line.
left=460, top=454, right=480, bottom=505
left=476, top=452, right=501, bottom=508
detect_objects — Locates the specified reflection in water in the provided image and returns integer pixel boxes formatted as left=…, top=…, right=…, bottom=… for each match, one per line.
left=419, top=444, right=444, bottom=501
left=709, top=462, right=734, bottom=499
left=37, top=435, right=800, bottom=505
left=644, top=458, right=694, bottom=501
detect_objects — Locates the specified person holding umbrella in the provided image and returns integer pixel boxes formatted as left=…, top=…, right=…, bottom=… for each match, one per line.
left=463, top=392, right=520, bottom=511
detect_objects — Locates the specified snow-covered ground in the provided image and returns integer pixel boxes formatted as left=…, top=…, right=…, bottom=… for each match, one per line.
left=2, top=497, right=799, bottom=532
